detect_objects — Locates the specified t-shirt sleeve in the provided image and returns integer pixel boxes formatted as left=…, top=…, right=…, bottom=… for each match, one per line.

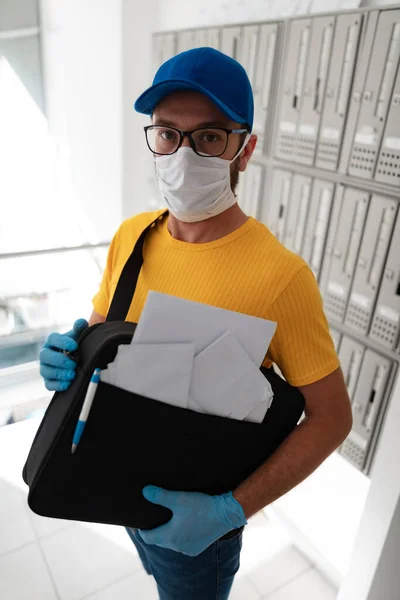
left=92, top=228, right=120, bottom=317
left=267, top=265, right=340, bottom=387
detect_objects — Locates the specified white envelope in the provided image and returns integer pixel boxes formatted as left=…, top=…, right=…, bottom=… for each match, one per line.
left=99, top=368, right=110, bottom=384
left=187, top=396, right=204, bottom=413
left=188, top=331, right=273, bottom=422
left=113, top=342, right=195, bottom=408
left=100, top=363, right=117, bottom=386
left=113, top=344, right=134, bottom=359
left=244, top=400, right=271, bottom=424
left=133, top=291, right=277, bottom=367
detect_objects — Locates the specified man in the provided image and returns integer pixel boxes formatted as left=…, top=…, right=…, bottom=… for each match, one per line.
left=40, top=47, right=352, bottom=599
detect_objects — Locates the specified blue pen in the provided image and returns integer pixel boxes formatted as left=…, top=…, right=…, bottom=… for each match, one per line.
left=71, top=368, right=101, bottom=454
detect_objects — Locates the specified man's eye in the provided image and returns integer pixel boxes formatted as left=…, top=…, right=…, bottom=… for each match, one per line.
left=201, top=133, right=219, bottom=143
left=160, top=130, right=177, bottom=141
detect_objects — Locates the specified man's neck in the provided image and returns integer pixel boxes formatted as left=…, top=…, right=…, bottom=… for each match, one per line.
left=166, top=204, right=249, bottom=244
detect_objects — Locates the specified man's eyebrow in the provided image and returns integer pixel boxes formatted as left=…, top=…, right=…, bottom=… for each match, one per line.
left=152, top=118, right=231, bottom=129
left=152, top=119, right=178, bottom=127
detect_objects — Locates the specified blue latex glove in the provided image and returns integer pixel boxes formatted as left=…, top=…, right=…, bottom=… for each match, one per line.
left=138, top=486, right=247, bottom=556
left=39, top=318, right=88, bottom=391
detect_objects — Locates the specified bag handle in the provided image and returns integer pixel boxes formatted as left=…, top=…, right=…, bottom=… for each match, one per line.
left=106, top=210, right=169, bottom=322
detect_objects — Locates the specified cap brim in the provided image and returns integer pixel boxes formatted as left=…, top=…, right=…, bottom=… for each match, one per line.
left=134, top=79, right=247, bottom=125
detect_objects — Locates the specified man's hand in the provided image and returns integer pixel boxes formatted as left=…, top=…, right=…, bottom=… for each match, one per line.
left=138, top=486, right=247, bottom=556
left=39, top=318, right=88, bottom=391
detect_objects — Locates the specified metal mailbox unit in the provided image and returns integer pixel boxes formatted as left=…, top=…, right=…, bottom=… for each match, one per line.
left=221, top=26, right=241, bottom=60
left=339, top=348, right=393, bottom=472
left=176, top=30, right=196, bottom=53
left=251, top=24, right=279, bottom=155
left=153, top=33, right=176, bottom=70
left=344, top=197, right=398, bottom=335
left=338, top=336, right=365, bottom=402
left=281, top=174, right=312, bottom=256
left=239, top=25, right=259, bottom=85
left=295, top=15, right=335, bottom=166
left=322, top=187, right=370, bottom=324
left=275, top=18, right=312, bottom=161
left=347, top=9, right=400, bottom=181
left=238, top=162, right=264, bottom=219
left=375, top=58, right=400, bottom=187
left=176, top=27, right=221, bottom=54
left=194, top=28, right=220, bottom=50
left=330, top=328, right=342, bottom=352
left=260, top=170, right=334, bottom=282
left=300, top=178, right=335, bottom=280
left=259, top=169, right=293, bottom=241
left=369, top=208, right=400, bottom=351
left=153, top=3, right=400, bottom=476
left=315, top=13, right=364, bottom=171
left=275, top=13, right=364, bottom=169
left=221, top=23, right=281, bottom=156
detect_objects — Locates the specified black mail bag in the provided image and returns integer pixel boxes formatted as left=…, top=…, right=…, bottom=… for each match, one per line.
left=22, top=211, right=305, bottom=530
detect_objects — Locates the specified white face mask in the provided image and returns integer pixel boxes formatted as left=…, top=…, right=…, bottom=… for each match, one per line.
left=154, top=135, right=251, bottom=223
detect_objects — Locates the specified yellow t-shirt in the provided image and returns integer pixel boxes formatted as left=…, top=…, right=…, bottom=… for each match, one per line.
left=92, top=210, right=340, bottom=387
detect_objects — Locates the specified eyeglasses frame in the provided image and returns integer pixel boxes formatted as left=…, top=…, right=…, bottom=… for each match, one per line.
left=143, top=125, right=250, bottom=157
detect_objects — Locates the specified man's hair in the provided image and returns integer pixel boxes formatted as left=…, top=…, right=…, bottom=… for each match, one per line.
left=230, top=159, right=240, bottom=195
left=230, top=124, right=249, bottom=195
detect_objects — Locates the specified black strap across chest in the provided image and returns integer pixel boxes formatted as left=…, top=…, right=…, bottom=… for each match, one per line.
left=106, top=210, right=168, bottom=322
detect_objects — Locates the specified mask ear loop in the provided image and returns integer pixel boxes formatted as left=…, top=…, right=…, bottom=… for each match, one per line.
left=231, top=132, right=252, bottom=162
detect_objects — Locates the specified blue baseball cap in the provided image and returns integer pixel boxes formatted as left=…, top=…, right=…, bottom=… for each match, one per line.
left=134, top=47, right=254, bottom=131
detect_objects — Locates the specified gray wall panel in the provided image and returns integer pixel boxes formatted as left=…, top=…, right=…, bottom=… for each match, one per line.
left=0, top=0, right=38, bottom=32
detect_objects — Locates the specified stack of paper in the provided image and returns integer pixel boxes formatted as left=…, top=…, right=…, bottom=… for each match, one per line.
left=100, top=342, right=195, bottom=408
left=133, top=291, right=277, bottom=366
left=187, top=331, right=273, bottom=422
left=100, top=292, right=277, bottom=423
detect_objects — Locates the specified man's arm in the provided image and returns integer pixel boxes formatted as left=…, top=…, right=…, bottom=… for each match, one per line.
left=232, top=366, right=353, bottom=519
left=88, top=310, right=106, bottom=326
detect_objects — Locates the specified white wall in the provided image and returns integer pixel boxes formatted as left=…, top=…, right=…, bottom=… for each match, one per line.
left=155, top=0, right=363, bottom=31
left=155, top=0, right=398, bottom=32
left=121, top=0, right=160, bottom=220
left=337, top=368, right=400, bottom=600
left=39, top=0, right=122, bottom=242
left=368, top=497, right=400, bottom=600
left=39, top=0, right=162, bottom=236
left=360, top=0, right=398, bottom=6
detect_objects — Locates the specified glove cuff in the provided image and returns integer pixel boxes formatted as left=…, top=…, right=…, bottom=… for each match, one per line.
left=221, top=491, right=248, bottom=528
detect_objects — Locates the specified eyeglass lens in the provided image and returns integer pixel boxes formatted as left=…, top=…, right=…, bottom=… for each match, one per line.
left=146, top=126, right=228, bottom=156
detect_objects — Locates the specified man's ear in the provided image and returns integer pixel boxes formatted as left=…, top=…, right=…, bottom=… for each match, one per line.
left=238, top=134, right=258, bottom=172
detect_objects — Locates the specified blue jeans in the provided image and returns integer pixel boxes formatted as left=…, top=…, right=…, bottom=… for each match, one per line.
left=125, top=527, right=243, bottom=600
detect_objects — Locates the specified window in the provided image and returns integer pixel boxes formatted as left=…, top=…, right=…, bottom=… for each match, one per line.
left=0, top=45, right=108, bottom=425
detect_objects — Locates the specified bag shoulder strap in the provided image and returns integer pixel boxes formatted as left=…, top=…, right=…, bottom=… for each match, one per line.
left=106, top=210, right=168, bottom=322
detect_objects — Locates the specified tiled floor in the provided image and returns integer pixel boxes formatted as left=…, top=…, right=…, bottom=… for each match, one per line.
left=0, top=477, right=338, bottom=600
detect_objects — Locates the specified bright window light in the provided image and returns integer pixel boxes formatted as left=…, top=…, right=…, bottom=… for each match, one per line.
left=0, top=55, right=88, bottom=254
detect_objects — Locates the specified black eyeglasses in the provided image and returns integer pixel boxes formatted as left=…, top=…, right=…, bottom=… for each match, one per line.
left=144, top=125, right=249, bottom=157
